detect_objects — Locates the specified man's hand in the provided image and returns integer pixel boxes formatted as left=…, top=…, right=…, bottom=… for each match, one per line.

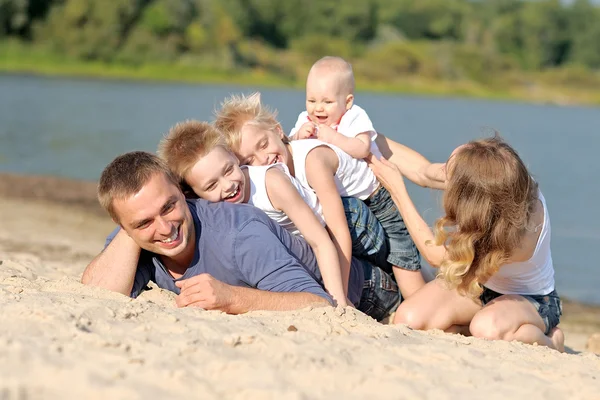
left=294, top=121, right=317, bottom=140
left=175, top=273, right=236, bottom=312
left=315, top=124, right=338, bottom=144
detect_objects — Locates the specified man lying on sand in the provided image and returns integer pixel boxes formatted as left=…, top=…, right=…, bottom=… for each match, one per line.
left=81, top=151, right=400, bottom=320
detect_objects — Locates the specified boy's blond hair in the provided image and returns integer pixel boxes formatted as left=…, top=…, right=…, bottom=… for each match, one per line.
left=98, top=151, right=179, bottom=223
left=309, top=56, right=355, bottom=95
left=158, top=120, right=226, bottom=180
left=214, top=92, right=287, bottom=152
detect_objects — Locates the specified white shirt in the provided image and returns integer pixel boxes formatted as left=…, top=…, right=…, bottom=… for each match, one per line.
left=289, top=104, right=383, bottom=159
left=289, top=139, right=379, bottom=201
left=243, top=163, right=325, bottom=236
left=484, top=191, right=555, bottom=295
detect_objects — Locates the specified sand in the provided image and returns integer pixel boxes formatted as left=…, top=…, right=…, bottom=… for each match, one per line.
left=1, top=173, right=599, bottom=399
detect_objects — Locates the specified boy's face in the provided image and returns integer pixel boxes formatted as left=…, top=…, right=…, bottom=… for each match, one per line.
left=306, top=71, right=353, bottom=127
left=237, top=123, right=288, bottom=167
left=184, top=146, right=249, bottom=204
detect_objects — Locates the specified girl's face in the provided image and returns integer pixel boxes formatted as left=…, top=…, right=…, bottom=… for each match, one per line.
left=236, top=122, right=289, bottom=167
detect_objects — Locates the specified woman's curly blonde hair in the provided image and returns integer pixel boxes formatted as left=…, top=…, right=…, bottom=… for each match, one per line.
left=433, top=135, right=539, bottom=299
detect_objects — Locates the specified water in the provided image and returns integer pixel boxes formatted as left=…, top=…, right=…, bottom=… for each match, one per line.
left=1, top=73, right=599, bottom=305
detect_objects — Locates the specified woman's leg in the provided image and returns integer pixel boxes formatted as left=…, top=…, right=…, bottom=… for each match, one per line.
left=469, top=294, right=565, bottom=352
left=393, top=279, right=482, bottom=332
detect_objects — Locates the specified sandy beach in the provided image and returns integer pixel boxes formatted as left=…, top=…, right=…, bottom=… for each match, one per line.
left=1, top=173, right=599, bottom=399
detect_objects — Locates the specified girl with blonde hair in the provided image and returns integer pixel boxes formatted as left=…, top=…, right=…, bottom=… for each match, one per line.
left=368, top=135, right=564, bottom=351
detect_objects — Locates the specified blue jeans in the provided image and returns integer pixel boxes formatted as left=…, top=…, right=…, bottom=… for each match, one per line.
left=342, top=197, right=389, bottom=271
left=364, top=187, right=421, bottom=271
left=357, top=260, right=402, bottom=321
left=480, top=288, right=562, bottom=335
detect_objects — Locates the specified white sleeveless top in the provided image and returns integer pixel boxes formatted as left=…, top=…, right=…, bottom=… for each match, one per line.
left=289, top=139, right=379, bottom=200
left=244, top=163, right=325, bottom=236
left=484, top=191, right=555, bottom=295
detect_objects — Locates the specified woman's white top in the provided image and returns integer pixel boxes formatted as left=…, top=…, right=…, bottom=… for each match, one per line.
left=484, top=191, right=555, bottom=295
left=289, top=139, right=379, bottom=201
left=244, top=163, right=325, bottom=236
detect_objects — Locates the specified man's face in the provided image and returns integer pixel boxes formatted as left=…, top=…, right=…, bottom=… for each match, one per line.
left=185, top=146, right=249, bottom=204
left=114, top=172, right=194, bottom=258
left=306, top=71, right=351, bottom=127
left=237, top=122, right=288, bottom=167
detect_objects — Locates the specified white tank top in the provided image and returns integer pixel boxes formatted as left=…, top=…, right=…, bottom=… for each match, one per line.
left=244, top=163, right=325, bottom=236
left=484, top=191, right=555, bottom=295
left=289, top=139, right=379, bottom=200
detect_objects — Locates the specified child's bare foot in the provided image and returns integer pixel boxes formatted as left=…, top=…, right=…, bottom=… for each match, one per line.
left=549, top=327, right=565, bottom=352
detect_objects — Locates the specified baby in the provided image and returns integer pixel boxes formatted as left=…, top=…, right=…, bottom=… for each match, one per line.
left=290, top=56, right=381, bottom=160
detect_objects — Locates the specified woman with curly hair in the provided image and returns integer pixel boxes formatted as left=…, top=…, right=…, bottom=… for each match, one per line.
left=368, top=135, right=564, bottom=352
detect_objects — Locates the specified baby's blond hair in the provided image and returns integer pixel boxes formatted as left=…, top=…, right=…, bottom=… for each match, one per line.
left=308, top=56, right=355, bottom=95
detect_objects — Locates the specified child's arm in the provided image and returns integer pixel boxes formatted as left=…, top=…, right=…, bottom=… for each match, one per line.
left=316, top=124, right=371, bottom=159
left=265, top=168, right=348, bottom=307
left=375, top=133, right=446, bottom=190
left=305, top=147, right=352, bottom=297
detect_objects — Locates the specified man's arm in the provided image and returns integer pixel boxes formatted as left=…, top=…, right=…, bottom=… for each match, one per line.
left=375, top=133, right=446, bottom=189
left=176, top=274, right=328, bottom=313
left=81, top=228, right=146, bottom=296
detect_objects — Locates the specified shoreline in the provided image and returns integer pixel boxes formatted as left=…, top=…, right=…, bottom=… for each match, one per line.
left=2, top=58, right=600, bottom=108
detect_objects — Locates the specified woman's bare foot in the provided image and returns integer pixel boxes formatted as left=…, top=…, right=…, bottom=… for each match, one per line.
left=549, top=327, right=565, bottom=352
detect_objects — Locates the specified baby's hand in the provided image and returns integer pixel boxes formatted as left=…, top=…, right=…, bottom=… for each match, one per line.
left=315, top=124, right=338, bottom=144
left=294, top=121, right=317, bottom=140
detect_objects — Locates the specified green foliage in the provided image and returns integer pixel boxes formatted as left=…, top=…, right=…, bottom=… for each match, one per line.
left=2, top=0, right=600, bottom=102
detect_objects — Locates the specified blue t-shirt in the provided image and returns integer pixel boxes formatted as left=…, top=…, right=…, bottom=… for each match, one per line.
left=105, top=199, right=365, bottom=305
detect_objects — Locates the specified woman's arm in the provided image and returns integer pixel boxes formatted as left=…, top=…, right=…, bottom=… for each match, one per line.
left=265, top=168, right=348, bottom=307
left=367, top=156, right=447, bottom=267
left=305, top=147, right=353, bottom=297
left=375, top=133, right=446, bottom=190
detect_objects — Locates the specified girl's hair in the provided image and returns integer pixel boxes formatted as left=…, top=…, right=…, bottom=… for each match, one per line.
left=214, top=92, right=288, bottom=152
left=433, top=135, right=539, bottom=299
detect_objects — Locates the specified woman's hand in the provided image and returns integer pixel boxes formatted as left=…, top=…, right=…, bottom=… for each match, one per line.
left=366, top=154, right=406, bottom=191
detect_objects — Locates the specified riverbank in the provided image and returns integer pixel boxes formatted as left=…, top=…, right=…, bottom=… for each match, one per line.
left=2, top=41, right=600, bottom=107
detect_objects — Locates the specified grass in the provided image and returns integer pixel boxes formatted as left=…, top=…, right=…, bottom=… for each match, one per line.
left=2, top=41, right=600, bottom=106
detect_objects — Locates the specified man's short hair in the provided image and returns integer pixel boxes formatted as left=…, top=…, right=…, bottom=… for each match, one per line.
left=214, top=92, right=287, bottom=152
left=98, top=151, right=179, bottom=222
left=158, top=120, right=226, bottom=180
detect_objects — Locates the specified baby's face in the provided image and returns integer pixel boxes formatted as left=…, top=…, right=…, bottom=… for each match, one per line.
left=184, top=146, right=249, bottom=204
left=306, top=72, right=351, bottom=127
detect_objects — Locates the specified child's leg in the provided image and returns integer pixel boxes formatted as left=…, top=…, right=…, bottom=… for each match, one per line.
left=365, top=187, right=425, bottom=299
left=341, top=196, right=390, bottom=270
left=470, top=290, right=564, bottom=352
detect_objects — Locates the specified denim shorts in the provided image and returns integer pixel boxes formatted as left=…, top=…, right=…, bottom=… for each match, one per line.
left=480, top=287, right=563, bottom=335
left=342, top=196, right=390, bottom=270
left=357, top=260, right=402, bottom=322
left=364, top=186, right=421, bottom=271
